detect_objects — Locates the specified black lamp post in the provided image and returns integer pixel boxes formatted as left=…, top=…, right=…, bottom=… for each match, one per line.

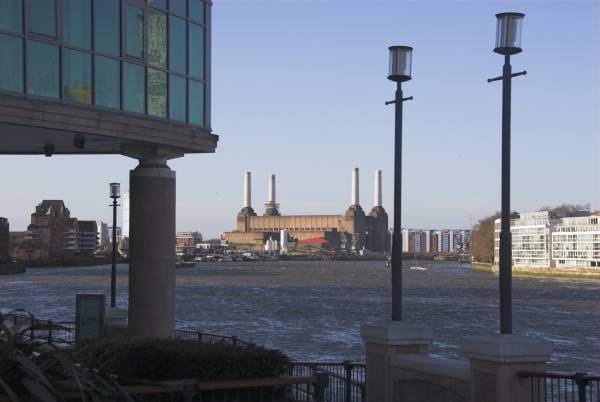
left=488, top=12, right=526, bottom=334
left=386, top=46, right=413, bottom=321
left=109, top=182, right=120, bottom=308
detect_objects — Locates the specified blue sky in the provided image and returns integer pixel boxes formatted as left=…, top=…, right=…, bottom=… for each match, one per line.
left=1, top=0, right=598, bottom=238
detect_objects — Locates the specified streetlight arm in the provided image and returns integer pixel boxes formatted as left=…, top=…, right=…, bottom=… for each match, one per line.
left=487, top=70, right=527, bottom=83
left=385, top=96, right=414, bottom=105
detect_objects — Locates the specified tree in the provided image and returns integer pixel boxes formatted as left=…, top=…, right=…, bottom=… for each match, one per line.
left=537, top=203, right=590, bottom=213
left=470, top=212, right=500, bottom=264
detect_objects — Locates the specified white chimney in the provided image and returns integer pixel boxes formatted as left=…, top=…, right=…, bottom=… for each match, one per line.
left=268, top=174, right=276, bottom=204
left=351, top=167, right=359, bottom=206
left=244, top=171, right=251, bottom=208
left=374, top=170, right=382, bottom=207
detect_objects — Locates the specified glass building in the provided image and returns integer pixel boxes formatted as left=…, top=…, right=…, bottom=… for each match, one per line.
left=0, top=0, right=210, bottom=129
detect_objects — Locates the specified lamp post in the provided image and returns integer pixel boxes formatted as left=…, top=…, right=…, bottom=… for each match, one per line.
left=386, top=46, right=413, bottom=321
left=488, top=12, right=526, bottom=334
left=109, top=183, right=120, bottom=308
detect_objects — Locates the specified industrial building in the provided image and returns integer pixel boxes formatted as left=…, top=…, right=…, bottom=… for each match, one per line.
left=494, top=211, right=600, bottom=268
left=223, top=168, right=390, bottom=253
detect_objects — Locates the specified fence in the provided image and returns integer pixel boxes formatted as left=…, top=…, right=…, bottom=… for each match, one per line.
left=175, top=328, right=254, bottom=348
left=519, top=371, right=600, bottom=402
left=288, top=361, right=366, bottom=402
left=1, top=313, right=76, bottom=344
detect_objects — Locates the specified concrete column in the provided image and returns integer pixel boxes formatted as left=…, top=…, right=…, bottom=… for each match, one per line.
left=374, top=169, right=382, bottom=207
left=128, top=159, right=176, bottom=337
left=352, top=167, right=359, bottom=206
left=463, top=335, right=553, bottom=402
left=268, top=174, right=276, bottom=204
left=361, top=322, right=433, bottom=402
left=244, top=171, right=251, bottom=208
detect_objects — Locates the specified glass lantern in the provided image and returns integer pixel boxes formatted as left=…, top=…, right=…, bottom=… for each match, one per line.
left=494, top=12, right=525, bottom=55
left=110, top=182, right=121, bottom=198
left=388, top=46, right=413, bottom=82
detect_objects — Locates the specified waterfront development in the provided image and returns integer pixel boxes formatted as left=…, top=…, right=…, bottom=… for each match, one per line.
left=1, top=260, right=598, bottom=373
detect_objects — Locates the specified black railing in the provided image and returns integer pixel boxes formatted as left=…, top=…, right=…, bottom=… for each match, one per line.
left=519, top=371, right=600, bottom=402
left=175, top=328, right=254, bottom=348
left=288, top=361, right=366, bottom=402
left=1, top=313, right=76, bottom=344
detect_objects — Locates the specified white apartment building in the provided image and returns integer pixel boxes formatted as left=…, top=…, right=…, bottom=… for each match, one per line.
left=401, top=228, right=409, bottom=252
left=122, top=191, right=130, bottom=239
left=494, top=211, right=599, bottom=268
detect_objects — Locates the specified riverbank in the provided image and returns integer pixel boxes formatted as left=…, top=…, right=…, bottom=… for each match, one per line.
left=22, top=257, right=114, bottom=268
left=470, top=262, right=600, bottom=280
left=0, top=262, right=26, bottom=275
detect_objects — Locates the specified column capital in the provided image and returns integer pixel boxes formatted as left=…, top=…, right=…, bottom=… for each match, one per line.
left=361, top=321, right=433, bottom=346
left=462, top=335, right=553, bottom=363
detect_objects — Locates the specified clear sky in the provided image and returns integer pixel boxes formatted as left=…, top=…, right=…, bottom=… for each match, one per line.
left=1, top=0, right=598, bottom=238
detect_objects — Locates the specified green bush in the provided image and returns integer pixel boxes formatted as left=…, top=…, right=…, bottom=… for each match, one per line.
left=74, top=337, right=290, bottom=382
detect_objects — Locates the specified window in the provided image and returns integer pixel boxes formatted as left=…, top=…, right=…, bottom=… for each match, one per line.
left=0, top=35, right=23, bottom=93
left=148, top=0, right=167, bottom=9
left=63, top=0, right=91, bottom=49
left=126, top=5, right=144, bottom=58
left=169, top=74, right=185, bottom=122
left=95, top=0, right=120, bottom=56
left=63, top=49, right=92, bottom=103
left=188, top=24, right=204, bottom=79
left=169, top=15, right=186, bottom=74
left=148, top=9, right=167, bottom=68
left=189, top=0, right=204, bottom=23
left=31, top=0, right=56, bottom=36
left=0, top=0, right=22, bottom=33
left=188, top=80, right=204, bottom=126
left=170, top=0, right=186, bottom=16
left=148, top=68, right=166, bottom=118
left=95, top=56, right=120, bottom=109
left=123, top=62, right=145, bottom=113
left=27, top=40, right=59, bottom=98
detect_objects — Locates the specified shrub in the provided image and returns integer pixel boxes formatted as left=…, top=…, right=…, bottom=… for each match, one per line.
left=74, top=337, right=290, bottom=382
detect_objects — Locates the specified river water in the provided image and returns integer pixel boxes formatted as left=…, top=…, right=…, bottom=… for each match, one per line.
left=1, top=260, right=598, bottom=372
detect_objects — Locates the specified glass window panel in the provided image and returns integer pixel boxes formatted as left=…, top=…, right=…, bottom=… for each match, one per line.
left=188, top=23, right=204, bottom=79
left=189, top=0, right=204, bottom=23
left=148, top=9, right=167, bottom=68
left=63, top=0, right=91, bottom=49
left=123, top=62, right=145, bottom=113
left=31, top=0, right=56, bottom=36
left=188, top=79, right=204, bottom=126
left=27, top=40, right=58, bottom=98
left=63, top=49, right=91, bottom=103
left=126, top=5, right=144, bottom=58
left=149, top=0, right=167, bottom=9
left=169, top=74, right=185, bottom=122
left=95, top=0, right=120, bottom=56
left=148, top=68, right=166, bottom=118
left=170, top=0, right=186, bottom=16
left=95, top=56, right=120, bottom=109
left=169, top=16, right=186, bottom=74
left=0, top=0, right=22, bottom=33
left=0, top=34, right=23, bottom=93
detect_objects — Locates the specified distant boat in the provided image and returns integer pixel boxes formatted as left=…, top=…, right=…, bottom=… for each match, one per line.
left=176, top=261, right=196, bottom=268
left=410, top=253, right=427, bottom=271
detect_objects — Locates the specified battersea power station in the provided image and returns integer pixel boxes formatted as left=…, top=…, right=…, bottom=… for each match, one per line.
left=223, top=168, right=390, bottom=252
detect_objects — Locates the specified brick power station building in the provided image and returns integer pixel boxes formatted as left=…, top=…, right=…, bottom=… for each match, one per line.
left=224, top=168, right=390, bottom=253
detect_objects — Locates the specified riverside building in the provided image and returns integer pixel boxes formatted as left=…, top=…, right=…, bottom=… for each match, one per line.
left=0, top=0, right=216, bottom=337
left=493, top=211, right=600, bottom=269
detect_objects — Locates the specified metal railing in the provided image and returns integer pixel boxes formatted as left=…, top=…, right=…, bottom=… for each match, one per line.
left=1, top=313, right=76, bottom=344
left=288, top=361, right=366, bottom=402
left=175, top=328, right=254, bottom=348
left=519, top=371, right=600, bottom=402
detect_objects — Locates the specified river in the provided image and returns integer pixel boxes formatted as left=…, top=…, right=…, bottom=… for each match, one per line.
left=1, top=260, right=598, bottom=373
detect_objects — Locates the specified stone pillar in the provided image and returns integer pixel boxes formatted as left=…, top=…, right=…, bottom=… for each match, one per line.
left=361, top=322, right=434, bottom=402
left=128, top=159, right=176, bottom=337
left=462, top=335, right=553, bottom=402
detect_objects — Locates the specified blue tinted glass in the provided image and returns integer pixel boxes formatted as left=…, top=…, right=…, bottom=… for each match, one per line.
left=188, top=24, right=204, bottom=79
left=148, top=9, right=167, bottom=67
left=63, top=0, right=91, bottom=49
left=148, top=69, right=166, bottom=118
left=169, top=16, right=186, bottom=74
left=169, top=75, right=185, bottom=122
left=170, top=0, right=186, bottom=16
left=95, top=56, right=120, bottom=109
left=189, top=0, right=204, bottom=23
left=27, top=41, right=59, bottom=98
left=124, top=62, right=145, bottom=113
left=63, top=49, right=92, bottom=103
left=31, top=0, right=56, bottom=36
left=126, top=6, right=144, bottom=58
left=149, top=0, right=167, bottom=9
left=95, top=0, right=120, bottom=56
left=0, top=0, right=22, bottom=33
left=188, top=79, right=204, bottom=126
left=0, top=34, right=23, bottom=93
